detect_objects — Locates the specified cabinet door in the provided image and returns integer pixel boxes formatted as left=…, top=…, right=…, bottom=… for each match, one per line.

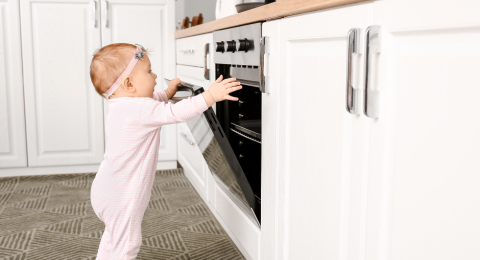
left=20, top=0, right=104, bottom=166
left=0, top=0, right=27, bottom=169
left=363, top=1, right=480, bottom=259
left=100, top=0, right=177, bottom=163
left=177, top=122, right=206, bottom=197
left=273, top=4, right=371, bottom=259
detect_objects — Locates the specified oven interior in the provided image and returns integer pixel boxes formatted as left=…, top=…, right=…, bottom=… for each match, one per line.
left=215, top=64, right=262, bottom=210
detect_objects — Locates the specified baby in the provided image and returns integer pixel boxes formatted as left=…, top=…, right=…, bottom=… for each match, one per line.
left=89, top=43, right=241, bottom=259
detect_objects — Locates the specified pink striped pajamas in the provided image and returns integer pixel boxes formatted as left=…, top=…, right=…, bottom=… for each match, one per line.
left=90, top=91, right=208, bottom=259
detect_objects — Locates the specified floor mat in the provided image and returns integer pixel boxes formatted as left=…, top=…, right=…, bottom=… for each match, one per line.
left=0, top=169, right=245, bottom=260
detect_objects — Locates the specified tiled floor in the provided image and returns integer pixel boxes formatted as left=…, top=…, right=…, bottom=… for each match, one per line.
left=0, top=168, right=245, bottom=259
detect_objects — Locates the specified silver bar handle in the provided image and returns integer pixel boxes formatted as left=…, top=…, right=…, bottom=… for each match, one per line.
left=260, top=36, right=269, bottom=94
left=104, top=0, right=109, bottom=28
left=179, top=49, right=195, bottom=53
left=363, top=25, right=381, bottom=118
left=204, top=43, right=210, bottom=80
left=92, top=1, right=97, bottom=28
left=346, top=28, right=362, bottom=114
left=180, top=132, right=194, bottom=145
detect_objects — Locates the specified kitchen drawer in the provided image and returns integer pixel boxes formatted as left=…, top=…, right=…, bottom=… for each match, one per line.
left=178, top=123, right=206, bottom=193
left=176, top=33, right=212, bottom=67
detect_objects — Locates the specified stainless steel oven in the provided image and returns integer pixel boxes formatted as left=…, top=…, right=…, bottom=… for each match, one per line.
left=168, top=22, right=266, bottom=227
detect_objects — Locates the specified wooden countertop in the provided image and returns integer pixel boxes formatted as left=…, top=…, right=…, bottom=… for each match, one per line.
left=175, top=0, right=368, bottom=39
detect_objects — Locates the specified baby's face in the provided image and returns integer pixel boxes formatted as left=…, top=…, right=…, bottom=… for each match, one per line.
left=129, top=53, right=157, bottom=98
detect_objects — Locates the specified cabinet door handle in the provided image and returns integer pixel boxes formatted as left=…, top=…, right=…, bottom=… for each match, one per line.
left=179, top=49, right=195, bottom=53
left=92, top=1, right=97, bottom=28
left=346, top=28, right=362, bottom=114
left=204, top=43, right=210, bottom=80
left=260, top=36, right=269, bottom=94
left=180, top=132, right=194, bottom=145
left=104, top=0, right=109, bottom=28
left=363, top=25, right=381, bottom=118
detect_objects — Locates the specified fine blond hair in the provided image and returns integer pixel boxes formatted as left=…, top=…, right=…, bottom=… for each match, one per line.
left=90, top=43, right=149, bottom=99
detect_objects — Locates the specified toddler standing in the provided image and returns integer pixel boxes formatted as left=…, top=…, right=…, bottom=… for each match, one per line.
left=89, top=43, right=241, bottom=259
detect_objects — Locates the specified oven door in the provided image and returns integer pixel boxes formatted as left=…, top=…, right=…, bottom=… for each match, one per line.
left=167, top=79, right=261, bottom=226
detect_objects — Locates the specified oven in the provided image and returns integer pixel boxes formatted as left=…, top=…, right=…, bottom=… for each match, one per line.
left=168, top=22, right=266, bottom=226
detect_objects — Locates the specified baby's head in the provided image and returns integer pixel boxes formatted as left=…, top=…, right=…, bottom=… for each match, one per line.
left=90, top=43, right=157, bottom=99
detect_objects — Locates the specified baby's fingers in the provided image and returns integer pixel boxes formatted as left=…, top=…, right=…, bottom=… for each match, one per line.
left=215, top=75, right=223, bottom=83
left=226, top=81, right=241, bottom=88
left=225, top=95, right=239, bottom=101
left=228, top=85, right=242, bottom=93
left=222, top=77, right=237, bottom=84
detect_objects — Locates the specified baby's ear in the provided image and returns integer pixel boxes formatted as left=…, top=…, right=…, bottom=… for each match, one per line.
left=122, top=76, right=134, bottom=91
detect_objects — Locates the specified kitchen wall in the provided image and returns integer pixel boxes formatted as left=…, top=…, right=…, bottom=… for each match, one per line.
left=176, top=0, right=217, bottom=27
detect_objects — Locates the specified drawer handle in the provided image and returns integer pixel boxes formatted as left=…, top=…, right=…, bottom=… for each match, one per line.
left=104, top=0, right=109, bottom=28
left=204, top=43, right=210, bottom=80
left=179, top=49, right=195, bottom=53
left=92, top=1, right=97, bottom=28
left=180, top=132, right=194, bottom=145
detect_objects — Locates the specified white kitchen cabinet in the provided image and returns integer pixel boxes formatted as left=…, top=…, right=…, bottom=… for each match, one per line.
left=175, top=33, right=214, bottom=195
left=176, top=33, right=213, bottom=68
left=263, top=0, right=480, bottom=259
left=362, top=1, right=480, bottom=259
left=177, top=122, right=207, bottom=198
left=20, top=0, right=105, bottom=167
left=176, top=33, right=215, bottom=90
left=0, top=0, right=27, bottom=169
left=100, top=0, right=177, bottom=168
left=263, top=3, right=372, bottom=259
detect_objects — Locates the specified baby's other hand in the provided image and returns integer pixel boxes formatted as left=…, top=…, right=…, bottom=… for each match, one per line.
left=166, top=78, right=181, bottom=99
left=202, top=75, right=242, bottom=107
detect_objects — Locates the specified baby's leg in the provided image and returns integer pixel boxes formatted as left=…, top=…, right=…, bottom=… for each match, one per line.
left=105, top=210, right=144, bottom=259
left=96, top=228, right=112, bottom=259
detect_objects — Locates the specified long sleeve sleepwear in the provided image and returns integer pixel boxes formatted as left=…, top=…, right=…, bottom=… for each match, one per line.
left=90, top=91, right=208, bottom=260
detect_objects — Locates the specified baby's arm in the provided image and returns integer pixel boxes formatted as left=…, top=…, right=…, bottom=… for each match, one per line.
left=152, top=78, right=181, bottom=102
left=140, top=76, right=242, bottom=127
left=138, top=95, right=208, bottom=127
left=152, top=91, right=168, bottom=102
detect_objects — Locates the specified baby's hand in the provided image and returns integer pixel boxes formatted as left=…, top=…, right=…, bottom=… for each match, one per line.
left=165, top=78, right=181, bottom=99
left=202, top=75, right=242, bottom=107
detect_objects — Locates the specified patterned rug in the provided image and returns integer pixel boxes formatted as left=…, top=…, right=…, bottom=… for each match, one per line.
left=0, top=168, right=245, bottom=260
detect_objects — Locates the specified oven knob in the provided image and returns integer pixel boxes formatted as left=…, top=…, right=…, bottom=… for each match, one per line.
left=215, top=42, right=225, bottom=53
left=239, top=114, right=244, bottom=119
left=239, top=154, right=244, bottom=158
left=225, top=41, right=236, bottom=52
left=236, top=38, right=250, bottom=52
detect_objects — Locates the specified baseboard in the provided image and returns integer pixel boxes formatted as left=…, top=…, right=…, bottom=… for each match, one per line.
left=0, top=161, right=178, bottom=177
left=203, top=198, right=254, bottom=260
left=0, top=164, right=102, bottom=177
left=156, top=161, right=178, bottom=170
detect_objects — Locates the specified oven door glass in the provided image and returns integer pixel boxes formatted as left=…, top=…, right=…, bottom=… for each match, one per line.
left=168, top=79, right=261, bottom=226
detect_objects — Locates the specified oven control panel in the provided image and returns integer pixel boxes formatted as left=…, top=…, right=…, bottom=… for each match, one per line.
left=213, top=23, right=262, bottom=66
left=215, top=38, right=252, bottom=53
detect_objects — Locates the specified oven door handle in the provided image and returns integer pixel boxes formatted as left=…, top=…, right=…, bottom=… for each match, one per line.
left=204, top=43, right=210, bottom=80
left=260, top=36, right=269, bottom=94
